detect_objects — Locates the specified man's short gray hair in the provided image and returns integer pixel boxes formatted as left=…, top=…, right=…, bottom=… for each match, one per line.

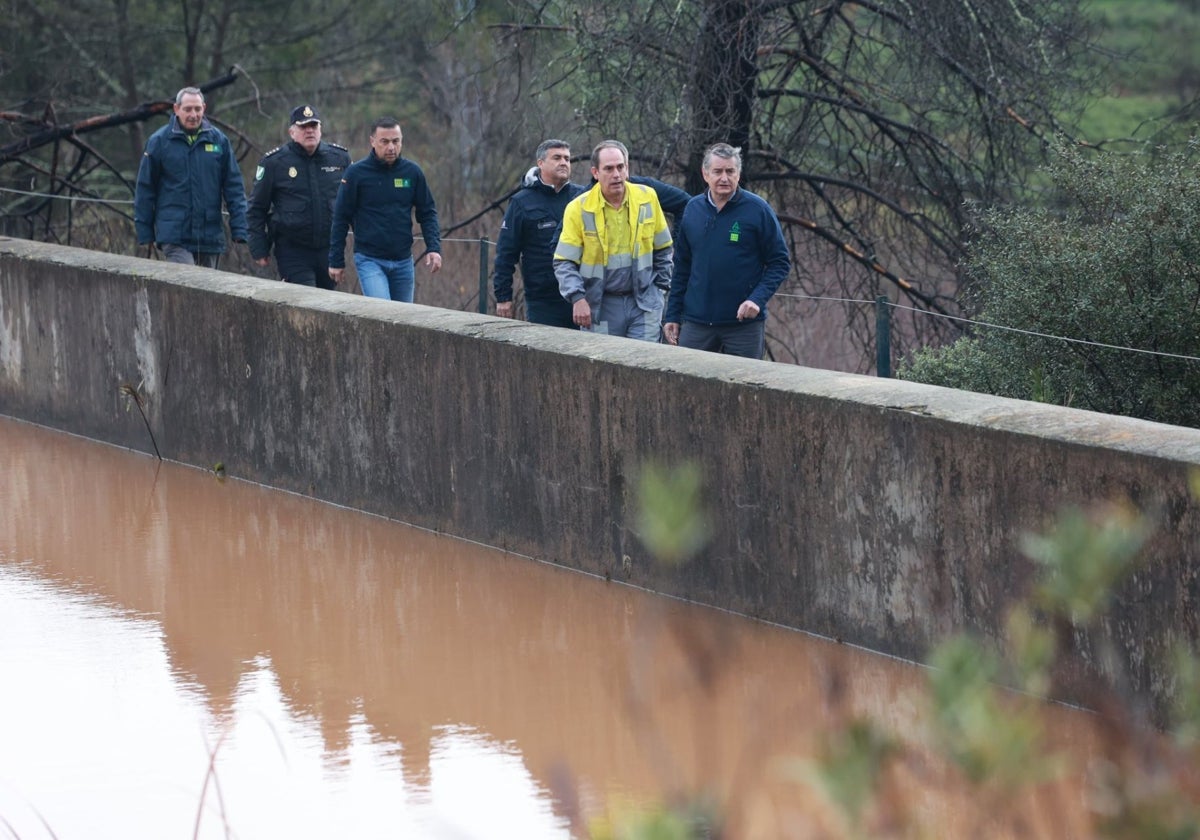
left=536, top=139, right=570, bottom=162
left=702, top=143, right=743, bottom=172
left=591, top=139, right=629, bottom=168
left=175, top=87, right=204, bottom=106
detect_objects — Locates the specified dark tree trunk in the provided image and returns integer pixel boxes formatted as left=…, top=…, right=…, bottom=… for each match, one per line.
left=685, top=0, right=761, bottom=193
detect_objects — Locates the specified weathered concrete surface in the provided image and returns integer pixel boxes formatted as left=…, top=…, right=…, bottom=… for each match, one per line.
left=3, top=237, right=1199, bottom=714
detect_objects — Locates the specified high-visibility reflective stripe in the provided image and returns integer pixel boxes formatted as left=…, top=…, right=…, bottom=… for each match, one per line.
left=555, top=242, right=583, bottom=261
left=569, top=198, right=667, bottom=279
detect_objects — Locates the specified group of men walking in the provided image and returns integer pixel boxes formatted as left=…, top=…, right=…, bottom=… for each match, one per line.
left=135, top=89, right=439, bottom=304
left=134, top=87, right=791, bottom=360
left=495, top=137, right=790, bottom=358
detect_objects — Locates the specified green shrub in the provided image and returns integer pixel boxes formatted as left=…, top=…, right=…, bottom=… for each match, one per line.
left=902, top=139, right=1200, bottom=428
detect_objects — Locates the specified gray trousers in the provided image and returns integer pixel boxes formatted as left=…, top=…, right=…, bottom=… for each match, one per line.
left=161, top=243, right=220, bottom=269
left=584, top=292, right=663, bottom=342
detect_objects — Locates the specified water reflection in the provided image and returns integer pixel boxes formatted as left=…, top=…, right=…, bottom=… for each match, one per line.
left=0, top=417, right=1097, bottom=838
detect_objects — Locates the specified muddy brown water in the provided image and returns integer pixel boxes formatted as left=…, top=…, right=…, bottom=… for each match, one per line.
left=0, top=416, right=1103, bottom=838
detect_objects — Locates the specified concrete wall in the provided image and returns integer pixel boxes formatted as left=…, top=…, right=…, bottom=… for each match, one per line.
left=3, top=237, right=1199, bottom=714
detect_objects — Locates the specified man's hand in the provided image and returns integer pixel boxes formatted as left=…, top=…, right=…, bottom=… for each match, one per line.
left=328, top=268, right=344, bottom=286
left=496, top=301, right=515, bottom=319
left=737, top=300, right=761, bottom=321
left=424, top=252, right=443, bottom=273
left=572, top=299, right=592, bottom=329
left=254, top=257, right=270, bottom=268
left=663, top=322, right=680, bottom=345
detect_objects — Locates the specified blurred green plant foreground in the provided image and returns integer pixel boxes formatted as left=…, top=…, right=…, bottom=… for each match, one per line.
left=593, top=463, right=1200, bottom=839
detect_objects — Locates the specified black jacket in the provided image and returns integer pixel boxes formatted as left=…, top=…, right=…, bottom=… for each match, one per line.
left=247, top=140, right=350, bottom=258
left=629, top=175, right=691, bottom=222
left=493, top=176, right=586, bottom=303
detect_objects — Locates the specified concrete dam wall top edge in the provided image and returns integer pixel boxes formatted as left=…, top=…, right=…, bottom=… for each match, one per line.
left=4, top=234, right=1198, bottom=467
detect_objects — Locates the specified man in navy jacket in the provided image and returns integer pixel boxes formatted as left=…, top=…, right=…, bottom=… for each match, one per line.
left=493, top=139, right=586, bottom=328
left=328, top=118, right=442, bottom=301
left=134, top=87, right=248, bottom=267
left=663, top=143, right=790, bottom=359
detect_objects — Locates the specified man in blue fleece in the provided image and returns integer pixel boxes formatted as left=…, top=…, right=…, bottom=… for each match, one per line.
left=328, top=118, right=441, bottom=301
left=663, top=143, right=790, bottom=359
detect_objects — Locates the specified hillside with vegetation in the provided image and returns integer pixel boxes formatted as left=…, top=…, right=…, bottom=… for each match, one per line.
left=897, top=0, right=1200, bottom=427
left=1079, top=0, right=1199, bottom=145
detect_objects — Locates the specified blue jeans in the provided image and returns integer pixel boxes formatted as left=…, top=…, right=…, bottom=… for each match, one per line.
left=355, top=253, right=415, bottom=302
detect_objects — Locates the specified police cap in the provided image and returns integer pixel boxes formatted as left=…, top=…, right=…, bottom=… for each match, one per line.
left=290, top=105, right=321, bottom=126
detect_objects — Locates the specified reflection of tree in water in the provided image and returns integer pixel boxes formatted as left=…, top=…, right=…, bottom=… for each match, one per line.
left=4, top=418, right=1124, bottom=835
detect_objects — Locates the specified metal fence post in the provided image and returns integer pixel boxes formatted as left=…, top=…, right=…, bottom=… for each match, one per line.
left=478, top=237, right=490, bottom=314
left=876, top=295, right=892, bottom=378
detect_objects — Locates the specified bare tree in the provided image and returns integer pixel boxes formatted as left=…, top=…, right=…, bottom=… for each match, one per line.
left=0, top=0, right=1114, bottom=352
left=487, top=0, right=1100, bottom=370
left=0, top=0, right=447, bottom=256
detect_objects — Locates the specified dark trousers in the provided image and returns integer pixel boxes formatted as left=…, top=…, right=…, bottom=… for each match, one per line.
left=679, top=320, right=766, bottom=359
left=526, top=297, right=576, bottom=330
left=276, top=241, right=335, bottom=291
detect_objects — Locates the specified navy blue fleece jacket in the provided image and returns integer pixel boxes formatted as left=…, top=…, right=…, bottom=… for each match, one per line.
left=665, top=188, right=790, bottom=326
left=328, top=151, right=440, bottom=268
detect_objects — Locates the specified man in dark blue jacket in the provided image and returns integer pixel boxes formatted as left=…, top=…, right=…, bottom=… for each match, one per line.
left=247, top=104, right=351, bottom=289
left=663, top=143, right=791, bottom=359
left=328, top=118, right=441, bottom=302
left=493, top=139, right=585, bottom=328
left=134, top=87, right=249, bottom=267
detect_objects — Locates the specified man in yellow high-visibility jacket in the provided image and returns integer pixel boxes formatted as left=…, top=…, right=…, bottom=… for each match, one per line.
left=553, top=140, right=674, bottom=341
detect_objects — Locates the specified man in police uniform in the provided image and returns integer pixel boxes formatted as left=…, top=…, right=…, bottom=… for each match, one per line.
left=493, top=139, right=585, bottom=328
left=247, top=104, right=351, bottom=289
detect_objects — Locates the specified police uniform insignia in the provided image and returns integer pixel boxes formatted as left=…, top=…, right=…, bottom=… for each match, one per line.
left=302, top=106, right=314, bottom=119
left=255, top=165, right=265, bottom=181
left=288, top=167, right=298, bottom=178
